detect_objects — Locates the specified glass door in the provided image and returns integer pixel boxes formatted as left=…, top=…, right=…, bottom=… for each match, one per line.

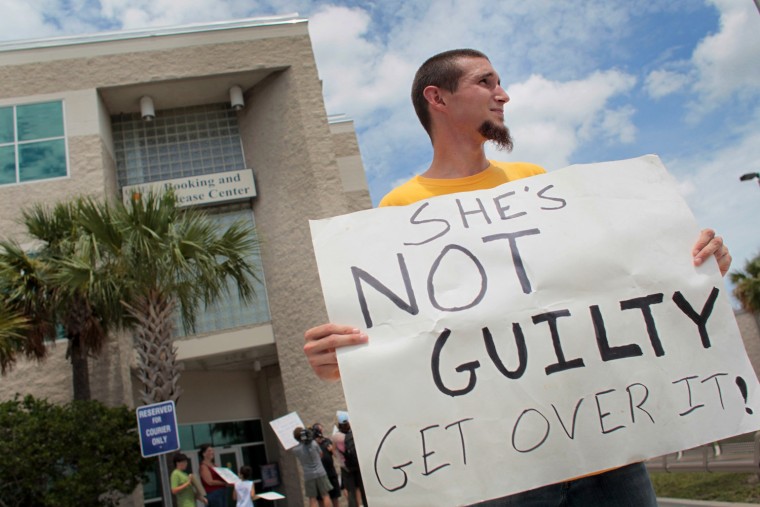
left=216, top=447, right=241, bottom=507
left=216, top=447, right=241, bottom=474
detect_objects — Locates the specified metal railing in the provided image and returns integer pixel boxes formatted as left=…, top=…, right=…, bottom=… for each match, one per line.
left=646, top=432, right=760, bottom=475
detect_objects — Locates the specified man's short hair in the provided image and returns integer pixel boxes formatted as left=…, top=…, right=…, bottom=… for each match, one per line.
left=293, top=426, right=304, bottom=441
left=411, top=49, right=489, bottom=137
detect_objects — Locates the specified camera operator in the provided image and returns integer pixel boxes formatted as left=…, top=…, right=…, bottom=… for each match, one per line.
left=291, top=426, right=333, bottom=507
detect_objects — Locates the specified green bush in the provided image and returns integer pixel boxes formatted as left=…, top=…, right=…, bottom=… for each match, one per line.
left=651, top=471, right=760, bottom=503
left=0, top=395, right=149, bottom=507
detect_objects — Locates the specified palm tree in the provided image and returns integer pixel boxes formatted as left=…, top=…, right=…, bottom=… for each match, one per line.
left=0, top=305, right=32, bottom=375
left=731, top=253, right=760, bottom=314
left=0, top=240, right=56, bottom=376
left=73, top=191, right=259, bottom=404
left=0, top=200, right=121, bottom=400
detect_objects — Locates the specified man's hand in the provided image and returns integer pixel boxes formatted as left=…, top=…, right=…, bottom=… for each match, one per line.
left=692, top=228, right=732, bottom=276
left=304, top=324, right=368, bottom=381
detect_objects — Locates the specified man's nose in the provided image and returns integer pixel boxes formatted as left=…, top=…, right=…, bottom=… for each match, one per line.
left=495, top=85, right=509, bottom=103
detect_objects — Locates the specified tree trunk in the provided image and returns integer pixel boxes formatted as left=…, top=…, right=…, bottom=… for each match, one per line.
left=125, top=289, right=183, bottom=405
left=70, top=337, right=91, bottom=401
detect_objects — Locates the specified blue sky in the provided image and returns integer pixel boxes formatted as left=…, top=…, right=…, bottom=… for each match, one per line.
left=2, top=0, right=759, bottom=304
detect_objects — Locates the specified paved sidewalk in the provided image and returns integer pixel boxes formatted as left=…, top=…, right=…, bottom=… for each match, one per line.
left=658, top=498, right=760, bottom=506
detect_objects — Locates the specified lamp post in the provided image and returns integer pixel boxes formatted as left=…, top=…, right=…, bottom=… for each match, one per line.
left=740, top=172, right=760, bottom=186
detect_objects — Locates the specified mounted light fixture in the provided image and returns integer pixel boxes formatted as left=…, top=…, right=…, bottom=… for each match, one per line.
left=230, top=85, right=244, bottom=111
left=740, top=172, right=759, bottom=186
left=140, top=96, right=155, bottom=121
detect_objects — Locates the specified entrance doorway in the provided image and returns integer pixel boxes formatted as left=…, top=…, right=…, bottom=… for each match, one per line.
left=216, top=446, right=241, bottom=473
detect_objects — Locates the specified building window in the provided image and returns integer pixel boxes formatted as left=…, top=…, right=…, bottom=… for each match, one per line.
left=112, top=104, right=270, bottom=334
left=0, top=101, right=67, bottom=186
left=112, top=103, right=246, bottom=187
left=176, top=205, right=271, bottom=337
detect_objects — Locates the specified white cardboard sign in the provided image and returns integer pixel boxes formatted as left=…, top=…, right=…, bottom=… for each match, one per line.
left=309, top=155, right=760, bottom=507
left=269, top=411, right=304, bottom=451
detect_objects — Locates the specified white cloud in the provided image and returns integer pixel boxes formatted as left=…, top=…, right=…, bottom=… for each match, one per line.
left=98, top=0, right=247, bottom=28
left=600, top=106, right=636, bottom=144
left=640, top=0, right=760, bottom=118
left=307, top=2, right=645, bottom=192
left=501, top=71, right=637, bottom=170
left=309, top=6, right=417, bottom=124
left=667, top=104, right=760, bottom=274
left=645, top=69, right=691, bottom=99
left=0, top=0, right=58, bottom=40
left=691, top=0, right=760, bottom=104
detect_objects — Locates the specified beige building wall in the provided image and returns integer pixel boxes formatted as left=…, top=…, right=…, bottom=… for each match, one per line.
left=0, top=17, right=371, bottom=507
left=737, top=310, right=760, bottom=380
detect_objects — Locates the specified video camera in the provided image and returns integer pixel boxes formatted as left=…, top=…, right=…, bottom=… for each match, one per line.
left=300, top=427, right=314, bottom=443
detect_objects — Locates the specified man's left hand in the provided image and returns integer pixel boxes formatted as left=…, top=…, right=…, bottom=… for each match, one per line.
left=693, top=228, right=732, bottom=276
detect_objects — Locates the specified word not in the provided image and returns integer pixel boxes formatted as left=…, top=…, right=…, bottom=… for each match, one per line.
left=352, top=231, right=543, bottom=328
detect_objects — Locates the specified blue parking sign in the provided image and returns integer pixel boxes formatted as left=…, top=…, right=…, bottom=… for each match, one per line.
left=136, top=401, right=180, bottom=458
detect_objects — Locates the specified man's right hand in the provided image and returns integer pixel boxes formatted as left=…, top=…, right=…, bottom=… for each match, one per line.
left=304, top=324, right=368, bottom=381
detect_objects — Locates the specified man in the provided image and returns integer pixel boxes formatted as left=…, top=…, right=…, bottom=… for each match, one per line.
left=291, top=426, right=334, bottom=507
left=304, top=49, right=732, bottom=506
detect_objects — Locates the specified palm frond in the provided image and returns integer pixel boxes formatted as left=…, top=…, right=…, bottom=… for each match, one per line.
left=731, top=253, right=760, bottom=313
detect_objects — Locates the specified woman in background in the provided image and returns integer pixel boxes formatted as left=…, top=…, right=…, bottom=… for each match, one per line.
left=199, top=444, right=230, bottom=507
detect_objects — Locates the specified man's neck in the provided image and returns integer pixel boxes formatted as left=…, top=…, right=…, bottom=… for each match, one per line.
left=422, top=136, right=490, bottom=179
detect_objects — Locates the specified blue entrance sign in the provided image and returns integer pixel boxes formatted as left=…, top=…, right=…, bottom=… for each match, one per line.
left=136, top=401, right=180, bottom=458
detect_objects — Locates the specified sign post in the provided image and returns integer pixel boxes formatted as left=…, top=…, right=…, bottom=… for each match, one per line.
left=136, top=401, right=180, bottom=506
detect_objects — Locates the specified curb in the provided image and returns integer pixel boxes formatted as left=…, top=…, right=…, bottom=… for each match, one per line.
left=658, top=498, right=760, bottom=507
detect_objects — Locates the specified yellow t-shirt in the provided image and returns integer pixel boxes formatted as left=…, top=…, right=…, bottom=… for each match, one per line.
left=378, top=160, right=546, bottom=207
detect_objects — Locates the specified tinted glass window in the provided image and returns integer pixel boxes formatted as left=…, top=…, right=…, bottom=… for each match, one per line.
left=17, top=102, right=64, bottom=141
left=0, top=107, right=13, bottom=144
left=1, top=101, right=67, bottom=186
left=0, top=146, right=15, bottom=184
left=18, top=139, right=67, bottom=182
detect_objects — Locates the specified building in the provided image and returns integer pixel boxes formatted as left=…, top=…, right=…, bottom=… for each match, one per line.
left=737, top=309, right=760, bottom=379
left=0, top=15, right=371, bottom=506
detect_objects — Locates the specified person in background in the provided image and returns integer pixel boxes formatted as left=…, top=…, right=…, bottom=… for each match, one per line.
left=333, top=414, right=367, bottom=507
left=171, top=453, right=207, bottom=507
left=199, top=443, right=231, bottom=507
left=312, top=422, right=341, bottom=507
left=291, top=426, right=334, bottom=507
left=233, top=465, right=256, bottom=507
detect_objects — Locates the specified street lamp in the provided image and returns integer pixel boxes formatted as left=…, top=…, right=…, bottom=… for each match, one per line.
left=740, top=172, right=760, bottom=186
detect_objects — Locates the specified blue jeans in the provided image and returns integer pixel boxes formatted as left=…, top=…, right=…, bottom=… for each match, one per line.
left=206, top=488, right=228, bottom=507
left=470, top=462, right=657, bottom=507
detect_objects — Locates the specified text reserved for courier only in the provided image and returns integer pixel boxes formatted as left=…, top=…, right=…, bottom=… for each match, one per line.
left=309, top=155, right=760, bottom=507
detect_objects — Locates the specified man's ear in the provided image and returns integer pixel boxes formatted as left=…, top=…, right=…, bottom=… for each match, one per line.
left=423, top=86, right=446, bottom=111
